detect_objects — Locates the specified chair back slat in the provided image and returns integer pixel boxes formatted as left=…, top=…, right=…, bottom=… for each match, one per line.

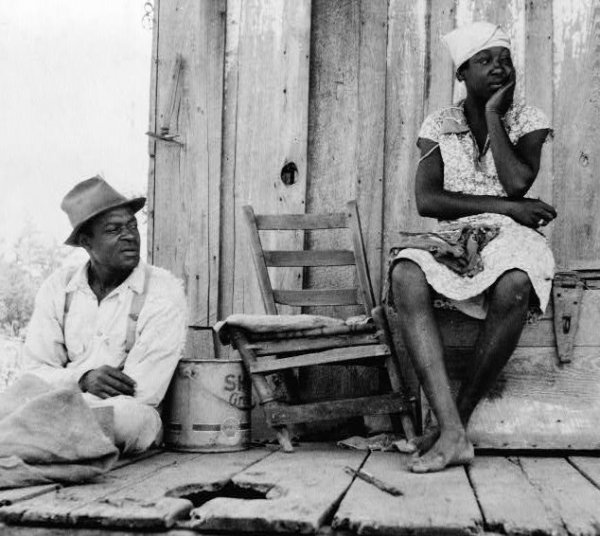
left=243, top=201, right=375, bottom=315
left=264, top=250, right=355, bottom=267
left=255, top=213, right=348, bottom=230
left=273, top=289, right=360, bottom=307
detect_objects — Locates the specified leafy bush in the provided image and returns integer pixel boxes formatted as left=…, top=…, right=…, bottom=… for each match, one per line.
left=0, top=221, right=78, bottom=338
left=0, top=336, right=22, bottom=391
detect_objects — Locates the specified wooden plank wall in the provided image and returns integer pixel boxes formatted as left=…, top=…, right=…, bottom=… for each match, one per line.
left=149, top=0, right=311, bottom=361
left=552, top=0, right=600, bottom=269
left=150, top=0, right=226, bottom=357
left=224, top=0, right=311, bottom=321
left=299, top=0, right=388, bottom=432
left=149, top=0, right=600, bottom=426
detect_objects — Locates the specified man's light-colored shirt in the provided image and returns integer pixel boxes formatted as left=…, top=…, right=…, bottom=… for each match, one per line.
left=22, top=261, right=187, bottom=407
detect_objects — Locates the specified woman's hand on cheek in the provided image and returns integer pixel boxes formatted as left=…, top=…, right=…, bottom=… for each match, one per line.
left=485, top=71, right=516, bottom=116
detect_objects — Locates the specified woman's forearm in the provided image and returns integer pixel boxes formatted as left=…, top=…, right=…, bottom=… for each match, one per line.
left=486, top=111, right=536, bottom=197
left=417, top=189, right=514, bottom=220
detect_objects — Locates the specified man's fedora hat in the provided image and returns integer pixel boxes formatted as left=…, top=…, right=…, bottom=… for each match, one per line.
left=61, top=176, right=146, bottom=246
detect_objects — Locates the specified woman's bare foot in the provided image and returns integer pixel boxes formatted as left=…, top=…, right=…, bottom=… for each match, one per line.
left=409, top=429, right=474, bottom=473
left=395, top=426, right=440, bottom=454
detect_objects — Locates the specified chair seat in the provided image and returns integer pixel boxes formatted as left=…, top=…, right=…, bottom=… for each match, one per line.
left=214, top=313, right=375, bottom=344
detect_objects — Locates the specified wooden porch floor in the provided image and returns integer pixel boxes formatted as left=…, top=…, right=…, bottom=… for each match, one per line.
left=1, top=443, right=600, bottom=535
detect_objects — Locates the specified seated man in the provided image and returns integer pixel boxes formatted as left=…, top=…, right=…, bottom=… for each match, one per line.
left=21, top=176, right=187, bottom=454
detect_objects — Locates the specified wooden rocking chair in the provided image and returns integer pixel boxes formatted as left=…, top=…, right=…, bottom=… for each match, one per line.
left=224, top=201, right=415, bottom=451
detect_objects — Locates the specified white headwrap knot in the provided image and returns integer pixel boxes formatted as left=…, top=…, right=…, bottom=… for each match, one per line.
left=443, top=21, right=511, bottom=70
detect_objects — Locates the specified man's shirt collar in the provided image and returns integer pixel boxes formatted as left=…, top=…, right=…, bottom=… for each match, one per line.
left=65, top=261, right=146, bottom=295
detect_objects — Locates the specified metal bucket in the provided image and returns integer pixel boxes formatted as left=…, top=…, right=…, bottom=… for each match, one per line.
left=163, top=358, right=251, bottom=452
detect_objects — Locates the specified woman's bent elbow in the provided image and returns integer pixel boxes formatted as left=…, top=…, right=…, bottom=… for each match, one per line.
left=505, top=183, right=531, bottom=198
left=416, top=198, right=435, bottom=217
left=504, top=171, right=536, bottom=198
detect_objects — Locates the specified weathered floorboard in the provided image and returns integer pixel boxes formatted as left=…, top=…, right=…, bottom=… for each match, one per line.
left=568, top=456, right=600, bottom=489
left=333, top=452, right=482, bottom=535
left=467, top=456, right=560, bottom=535
left=62, top=449, right=271, bottom=530
left=0, top=451, right=160, bottom=508
left=188, top=443, right=367, bottom=533
left=0, top=452, right=196, bottom=527
left=0, top=450, right=270, bottom=530
left=0, top=485, right=60, bottom=508
left=519, top=457, right=600, bottom=536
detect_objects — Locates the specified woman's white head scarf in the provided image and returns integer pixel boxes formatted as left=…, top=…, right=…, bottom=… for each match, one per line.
left=443, top=21, right=511, bottom=70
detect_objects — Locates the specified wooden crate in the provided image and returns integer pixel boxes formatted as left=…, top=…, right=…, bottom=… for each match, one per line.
left=416, top=274, right=600, bottom=449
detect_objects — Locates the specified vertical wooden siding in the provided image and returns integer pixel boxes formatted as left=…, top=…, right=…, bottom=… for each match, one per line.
left=150, top=0, right=311, bottom=348
left=223, top=0, right=311, bottom=321
left=150, top=0, right=600, bottom=351
left=151, top=0, right=225, bottom=330
left=298, top=0, right=389, bottom=430
left=382, top=0, right=429, bottom=268
left=552, top=0, right=600, bottom=269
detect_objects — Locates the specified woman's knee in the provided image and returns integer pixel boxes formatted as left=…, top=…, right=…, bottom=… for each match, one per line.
left=493, top=269, right=532, bottom=310
left=391, top=260, right=429, bottom=305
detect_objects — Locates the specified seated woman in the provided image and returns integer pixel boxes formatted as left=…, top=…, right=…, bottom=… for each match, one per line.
left=390, top=21, right=556, bottom=473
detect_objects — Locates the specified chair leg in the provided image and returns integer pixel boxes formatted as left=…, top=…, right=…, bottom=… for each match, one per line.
left=230, top=329, right=278, bottom=400
left=372, top=306, right=416, bottom=441
left=230, top=328, right=297, bottom=451
left=275, top=425, right=294, bottom=453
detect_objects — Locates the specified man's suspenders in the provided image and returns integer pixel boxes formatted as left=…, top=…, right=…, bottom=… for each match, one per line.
left=63, top=267, right=79, bottom=332
left=63, top=265, right=152, bottom=361
left=124, top=265, right=151, bottom=354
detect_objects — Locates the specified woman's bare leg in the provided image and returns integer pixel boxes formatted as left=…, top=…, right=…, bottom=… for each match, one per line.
left=457, top=269, right=532, bottom=423
left=391, top=260, right=473, bottom=472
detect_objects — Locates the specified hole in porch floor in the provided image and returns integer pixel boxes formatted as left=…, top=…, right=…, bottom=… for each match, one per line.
left=167, top=481, right=268, bottom=508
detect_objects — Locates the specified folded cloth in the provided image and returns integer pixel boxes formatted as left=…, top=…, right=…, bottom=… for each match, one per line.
left=389, top=225, right=500, bottom=278
left=0, top=374, right=118, bottom=489
left=214, top=313, right=372, bottom=345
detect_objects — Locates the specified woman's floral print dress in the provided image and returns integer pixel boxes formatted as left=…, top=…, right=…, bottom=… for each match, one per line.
left=391, top=100, right=554, bottom=319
